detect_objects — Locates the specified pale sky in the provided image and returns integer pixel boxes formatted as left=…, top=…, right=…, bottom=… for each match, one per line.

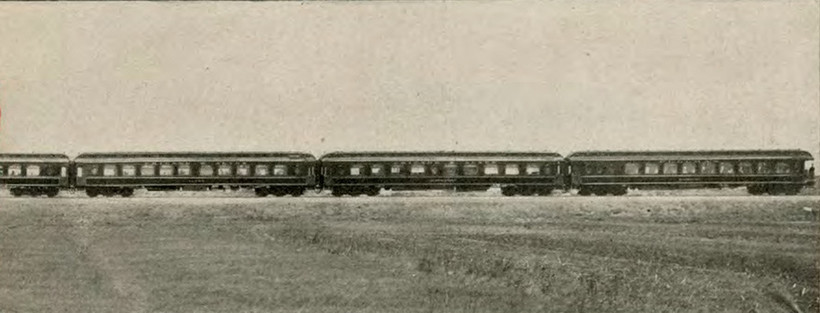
left=0, top=1, right=817, bottom=158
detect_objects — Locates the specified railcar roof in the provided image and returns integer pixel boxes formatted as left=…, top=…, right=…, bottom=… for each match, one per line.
left=566, top=150, right=814, bottom=161
left=320, top=151, right=563, bottom=162
left=0, top=154, right=70, bottom=163
left=74, top=152, right=316, bottom=163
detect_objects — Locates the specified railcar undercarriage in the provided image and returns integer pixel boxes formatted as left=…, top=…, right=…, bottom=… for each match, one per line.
left=9, top=186, right=60, bottom=197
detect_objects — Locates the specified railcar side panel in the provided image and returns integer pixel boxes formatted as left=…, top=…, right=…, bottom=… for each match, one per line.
left=73, top=152, right=317, bottom=197
left=0, top=154, right=70, bottom=197
left=567, top=150, right=814, bottom=195
left=320, top=152, right=564, bottom=196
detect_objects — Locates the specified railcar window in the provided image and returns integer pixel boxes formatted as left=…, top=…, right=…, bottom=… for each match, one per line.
left=371, top=164, right=384, bottom=176
left=719, top=162, right=734, bottom=174
left=26, top=165, right=41, bottom=176
left=0, top=166, right=4, bottom=176
left=140, top=165, right=154, bottom=176
left=236, top=164, right=250, bottom=176
left=681, top=162, right=696, bottom=174
left=103, top=165, right=116, bottom=177
left=775, top=162, right=791, bottom=174
left=44, top=166, right=59, bottom=176
left=700, top=162, right=716, bottom=174
left=605, top=165, right=616, bottom=175
left=663, top=163, right=678, bottom=175
left=88, top=166, right=100, bottom=176
left=391, top=164, right=402, bottom=175
left=584, top=165, right=595, bottom=175
left=160, top=165, right=174, bottom=176
left=274, top=165, right=288, bottom=176
left=738, top=162, right=753, bottom=174
left=8, top=165, right=21, bottom=176
left=411, top=164, right=425, bottom=175
left=644, top=163, right=659, bottom=175
left=526, top=164, right=540, bottom=175
left=545, top=164, right=554, bottom=175
left=756, top=162, right=771, bottom=174
left=122, top=165, right=136, bottom=176
left=42, top=166, right=56, bottom=177
left=200, top=165, right=214, bottom=176
left=505, top=164, right=519, bottom=175
left=349, top=165, right=362, bottom=176
left=484, top=164, right=499, bottom=175
left=255, top=165, right=269, bottom=176
left=178, top=164, right=191, bottom=176
left=444, top=164, right=458, bottom=176
left=463, top=164, right=479, bottom=176
left=218, top=165, right=232, bottom=176
left=624, top=163, right=640, bottom=175
left=430, top=164, right=441, bottom=176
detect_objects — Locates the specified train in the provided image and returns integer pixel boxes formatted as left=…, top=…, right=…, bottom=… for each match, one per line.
left=0, top=149, right=814, bottom=198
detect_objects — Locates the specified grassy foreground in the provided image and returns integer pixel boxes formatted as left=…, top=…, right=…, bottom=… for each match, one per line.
left=0, top=196, right=817, bottom=313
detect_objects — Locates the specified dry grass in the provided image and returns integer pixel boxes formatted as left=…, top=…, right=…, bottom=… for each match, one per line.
left=0, top=196, right=817, bottom=312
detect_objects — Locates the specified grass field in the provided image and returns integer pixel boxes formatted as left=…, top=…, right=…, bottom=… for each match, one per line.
left=0, top=195, right=818, bottom=313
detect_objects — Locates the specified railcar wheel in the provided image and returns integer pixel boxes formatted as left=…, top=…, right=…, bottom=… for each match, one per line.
left=10, top=188, right=24, bottom=197
left=517, top=187, right=534, bottom=196
left=592, top=187, right=608, bottom=196
left=365, top=187, right=379, bottom=197
left=501, top=186, right=518, bottom=197
left=254, top=188, right=270, bottom=197
left=577, top=188, right=591, bottom=196
left=537, top=188, right=553, bottom=196
left=46, top=188, right=59, bottom=198
left=610, top=186, right=628, bottom=196
left=784, top=186, right=800, bottom=196
left=85, top=188, right=99, bottom=198
left=271, top=188, right=288, bottom=197
left=747, top=185, right=763, bottom=195
left=331, top=188, right=344, bottom=197
left=766, top=185, right=783, bottom=195
left=120, top=188, right=134, bottom=198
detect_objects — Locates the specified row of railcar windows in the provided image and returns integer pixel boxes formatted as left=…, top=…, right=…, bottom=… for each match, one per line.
left=0, top=165, right=64, bottom=177
left=82, top=164, right=297, bottom=177
left=337, top=163, right=556, bottom=176
left=583, top=161, right=797, bottom=175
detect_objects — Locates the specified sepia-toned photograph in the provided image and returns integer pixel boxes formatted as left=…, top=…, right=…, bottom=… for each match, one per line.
left=0, top=1, right=818, bottom=312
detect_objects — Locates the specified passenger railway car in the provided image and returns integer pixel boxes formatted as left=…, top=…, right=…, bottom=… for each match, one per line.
left=0, top=154, right=71, bottom=197
left=567, top=150, right=815, bottom=195
left=73, top=152, right=317, bottom=197
left=320, top=151, right=565, bottom=196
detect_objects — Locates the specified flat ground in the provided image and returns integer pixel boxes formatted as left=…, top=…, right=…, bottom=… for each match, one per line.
left=0, top=194, right=818, bottom=313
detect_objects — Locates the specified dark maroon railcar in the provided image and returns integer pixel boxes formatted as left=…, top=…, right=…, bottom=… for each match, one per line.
left=320, top=151, right=565, bottom=197
left=73, top=152, right=317, bottom=197
left=567, top=150, right=814, bottom=196
left=0, top=154, right=71, bottom=197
